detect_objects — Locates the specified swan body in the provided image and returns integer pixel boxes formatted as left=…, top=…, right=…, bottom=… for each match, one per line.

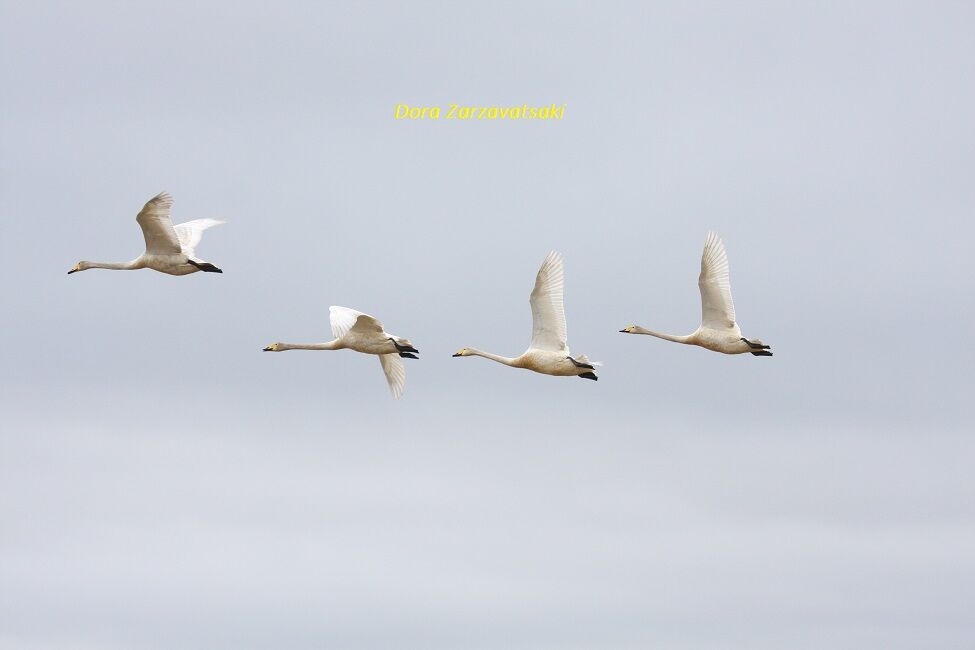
left=263, top=306, right=419, bottom=399
left=68, top=192, right=225, bottom=276
left=453, top=251, right=599, bottom=380
left=620, top=232, right=772, bottom=356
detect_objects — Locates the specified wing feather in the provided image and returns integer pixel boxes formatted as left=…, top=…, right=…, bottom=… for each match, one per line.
left=351, top=314, right=384, bottom=334
left=329, top=306, right=383, bottom=338
left=135, top=192, right=181, bottom=254
left=174, top=218, right=225, bottom=257
left=378, top=353, right=406, bottom=399
left=529, top=251, right=568, bottom=352
left=698, top=231, right=737, bottom=329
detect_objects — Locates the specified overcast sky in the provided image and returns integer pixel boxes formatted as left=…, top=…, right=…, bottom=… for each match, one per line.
left=1, top=1, right=974, bottom=648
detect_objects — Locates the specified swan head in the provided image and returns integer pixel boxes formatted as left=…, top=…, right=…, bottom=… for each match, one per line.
left=619, top=325, right=638, bottom=334
left=67, top=261, right=89, bottom=274
left=452, top=348, right=472, bottom=357
left=263, top=343, right=283, bottom=352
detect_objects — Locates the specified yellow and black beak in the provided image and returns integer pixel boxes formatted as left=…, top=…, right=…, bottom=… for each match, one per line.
left=451, top=352, right=462, bottom=357
left=262, top=346, right=273, bottom=351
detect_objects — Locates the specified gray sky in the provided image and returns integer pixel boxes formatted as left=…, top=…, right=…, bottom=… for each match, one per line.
left=1, top=1, right=973, bottom=648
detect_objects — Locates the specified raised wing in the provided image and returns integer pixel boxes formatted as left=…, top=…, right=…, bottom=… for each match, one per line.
left=698, top=231, right=737, bottom=329
left=378, top=353, right=406, bottom=399
left=135, top=192, right=181, bottom=255
left=174, top=218, right=225, bottom=257
left=351, top=314, right=384, bottom=334
left=529, top=250, right=568, bottom=352
left=329, top=306, right=383, bottom=339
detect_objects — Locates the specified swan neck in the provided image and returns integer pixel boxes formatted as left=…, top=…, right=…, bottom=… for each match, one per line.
left=468, top=348, right=518, bottom=366
left=279, top=340, right=341, bottom=351
left=86, top=259, right=143, bottom=271
left=635, top=327, right=692, bottom=344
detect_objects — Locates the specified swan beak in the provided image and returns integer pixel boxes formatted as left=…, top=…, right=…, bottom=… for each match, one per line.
left=262, top=346, right=272, bottom=351
left=67, top=270, right=76, bottom=274
left=451, top=353, right=462, bottom=357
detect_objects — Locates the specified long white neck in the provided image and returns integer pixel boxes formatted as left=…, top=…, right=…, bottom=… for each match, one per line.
left=468, top=348, right=519, bottom=366
left=86, top=258, right=144, bottom=271
left=630, top=326, right=694, bottom=344
left=277, top=340, right=342, bottom=351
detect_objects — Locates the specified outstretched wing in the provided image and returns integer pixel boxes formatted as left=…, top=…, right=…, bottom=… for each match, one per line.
left=351, top=314, right=384, bottom=334
left=698, top=231, right=736, bottom=329
left=378, top=353, right=406, bottom=399
left=136, top=192, right=181, bottom=255
left=529, top=251, right=568, bottom=352
left=174, top=218, right=225, bottom=257
left=329, top=306, right=383, bottom=339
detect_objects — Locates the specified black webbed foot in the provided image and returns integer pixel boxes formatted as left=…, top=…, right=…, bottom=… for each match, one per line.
left=750, top=350, right=773, bottom=357
left=390, top=338, right=419, bottom=354
left=567, top=356, right=595, bottom=370
left=398, top=352, right=419, bottom=359
left=578, top=372, right=598, bottom=380
left=187, top=260, right=223, bottom=273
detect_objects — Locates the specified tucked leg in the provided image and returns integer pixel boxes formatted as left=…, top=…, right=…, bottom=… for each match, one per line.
left=390, top=338, right=419, bottom=354
left=567, top=356, right=595, bottom=370
left=187, top=259, right=223, bottom=273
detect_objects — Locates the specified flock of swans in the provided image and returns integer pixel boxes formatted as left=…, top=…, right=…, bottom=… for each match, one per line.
left=69, top=192, right=773, bottom=398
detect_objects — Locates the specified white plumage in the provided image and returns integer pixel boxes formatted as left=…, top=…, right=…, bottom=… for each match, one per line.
left=698, top=230, right=737, bottom=329
left=529, top=250, right=569, bottom=353
left=175, top=219, right=225, bottom=259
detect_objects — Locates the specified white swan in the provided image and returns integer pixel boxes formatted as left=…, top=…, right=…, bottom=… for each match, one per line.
left=620, top=231, right=772, bottom=356
left=68, top=192, right=225, bottom=276
left=453, top=251, right=599, bottom=380
left=263, top=306, right=419, bottom=399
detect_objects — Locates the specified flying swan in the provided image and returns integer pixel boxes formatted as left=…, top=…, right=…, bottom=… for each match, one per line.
left=453, top=251, right=599, bottom=380
left=620, top=231, right=772, bottom=356
left=263, top=306, right=419, bottom=399
left=68, top=192, right=225, bottom=275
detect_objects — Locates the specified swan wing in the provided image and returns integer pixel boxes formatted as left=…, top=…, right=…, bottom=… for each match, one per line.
left=351, top=314, right=384, bottom=334
left=529, top=250, right=568, bottom=352
left=136, top=192, right=181, bottom=255
left=698, top=231, right=737, bottom=329
left=378, top=353, right=406, bottom=399
left=329, top=306, right=384, bottom=338
left=329, top=306, right=366, bottom=338
left=174, top=218, right=225, bottom=257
